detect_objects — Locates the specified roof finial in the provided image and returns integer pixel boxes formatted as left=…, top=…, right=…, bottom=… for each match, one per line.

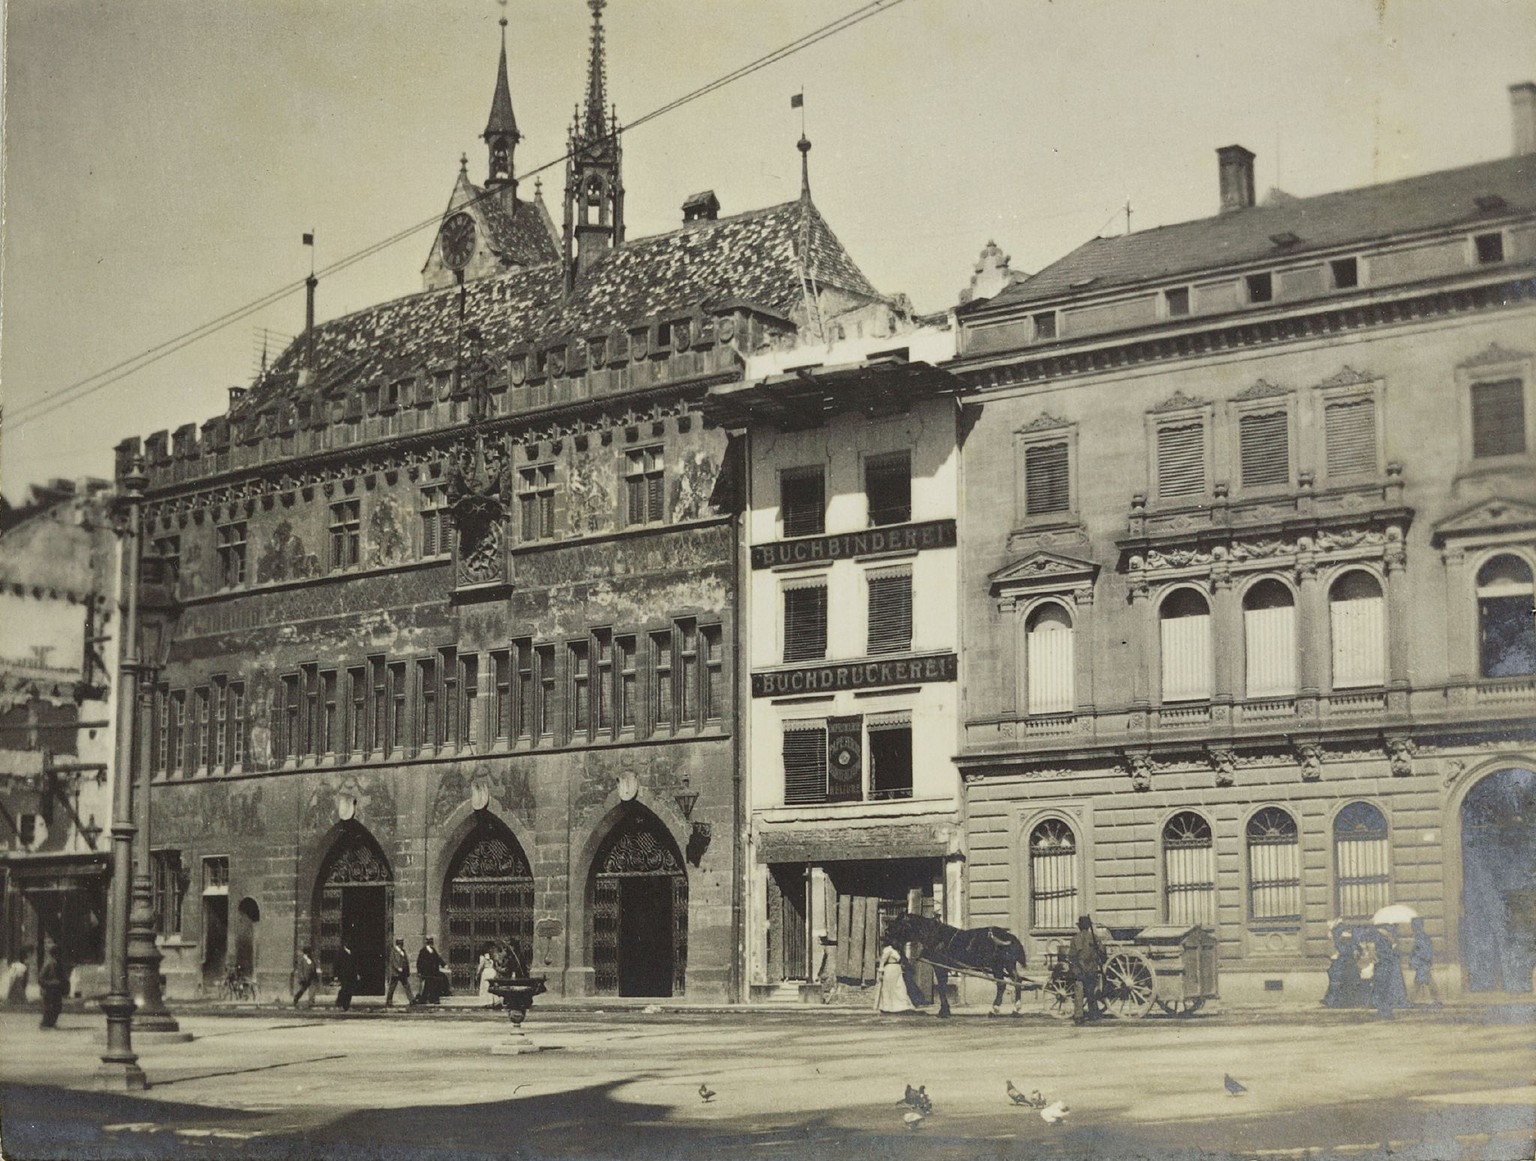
left=460, top=152, right=469, bottom=173
left=583, top=0, right=609, bottom=140
left=798, top=133, right=812, bottom=201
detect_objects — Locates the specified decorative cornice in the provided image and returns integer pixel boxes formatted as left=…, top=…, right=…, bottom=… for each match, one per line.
left=1458, top=341, right=1531, bottom=370
left=1016, top=411, right=1071, bottom=434
left=1316, top=365, right=1376, bottom=390
left=1231, top=378, right=1288, bottom=401
left=1151, top=389, right=1208, bottom=413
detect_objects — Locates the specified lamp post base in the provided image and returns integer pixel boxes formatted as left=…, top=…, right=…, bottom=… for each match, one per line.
left=94, top=1061, right=149, bottom=1091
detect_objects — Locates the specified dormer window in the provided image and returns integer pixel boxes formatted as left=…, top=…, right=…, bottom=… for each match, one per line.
left=1164, top=287, right=1190, bottom=317
left=1032, top=312, right=1057, bottom=341
left=1474, top=232, right=1505, bottom=265
left=1245, top=272, right=1274, bottom=304
left=1329, top=258, right=1359, bottom=290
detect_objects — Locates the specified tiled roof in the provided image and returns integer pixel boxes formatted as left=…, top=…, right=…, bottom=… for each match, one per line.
left=979, top=153, right=1536, bottom=311
left=477, top=189, right=561, bottom=267
left=239, top=196, right=878, bottom=414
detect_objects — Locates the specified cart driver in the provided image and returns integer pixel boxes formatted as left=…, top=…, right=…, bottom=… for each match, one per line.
left=1068, top=914, right=1106, bottom=1024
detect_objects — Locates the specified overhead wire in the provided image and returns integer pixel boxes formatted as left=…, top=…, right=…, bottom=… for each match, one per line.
left=8, top=0, right=909, bottom=432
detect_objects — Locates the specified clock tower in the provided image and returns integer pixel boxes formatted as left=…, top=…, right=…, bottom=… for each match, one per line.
left=562, top=0, right=625, bottom=294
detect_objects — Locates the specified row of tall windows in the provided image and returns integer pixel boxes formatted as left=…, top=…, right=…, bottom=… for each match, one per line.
left=778, top=451, right=912, bottom=539
left=1025, top=802, right=1391, bottom=931
left=150, top=678, right=246, bottom=777
left=782, top=568, right=914, bottom=663
left=150, top=851, right=228, bottom=938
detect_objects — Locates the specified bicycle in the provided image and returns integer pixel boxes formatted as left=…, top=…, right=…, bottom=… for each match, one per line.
left=221, top=966, right=258, bottom=1003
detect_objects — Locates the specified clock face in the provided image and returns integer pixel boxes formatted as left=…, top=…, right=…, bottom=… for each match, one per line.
left=440, top=212, right=477, bottom=271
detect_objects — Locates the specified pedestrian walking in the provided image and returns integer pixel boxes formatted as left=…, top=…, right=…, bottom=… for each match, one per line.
left=416, top=936, right=447, bottom=1005
left=38, top=944, right=66, bottom=1030
left=1068, top=915, right=1105, bottom=1024
left=1323, top=924, right=1366, bottom=1008
left=292, top=945, right=318, bottom=1008
left=872, top=937, right=917, bottom=1014
left=1371, top=926, right=1410, bottom=1017
left=385, top=937, right=415, bottom=1007
left=334, top=940, right=360, bottom=1011
left=475, top=944, right=497, bottom=1008
left=4, top=947, right=30, bottom=1007
left=1408, top=917, right=1443, bottom=1007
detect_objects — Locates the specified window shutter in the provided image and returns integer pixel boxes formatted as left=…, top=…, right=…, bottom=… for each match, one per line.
left=1324, top=399, right=1376, bottom=477
left=1157, top=423, right=1206, bottom=498
left=1471, top=379, right=1526, bottom=458
left=627, top=477, right=644, bottom=526
left=1026, top=605, right=1074, bottom=714
left=648, top=473, right=665, bottom=522
left=1024, top=442, right=1070, bottom=516
left=783, top=726, right=827, bottom=804
left=866, top=574, right=912, bottom=655
left=865, top=455, right=911, bottom=526
left=1239, top=411, right=1290, bottom=487
left=1330, top=577, right=1385, bottom=688
left=1243, top=597, right=1297, bottom=697
left=783, top=585, right=828, bottom=662
left=1160, top=600, right=1212, bottom=701
left=781, top=469, right=825, bottom=538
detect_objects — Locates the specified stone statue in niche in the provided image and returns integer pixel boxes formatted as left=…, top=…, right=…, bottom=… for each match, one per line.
left=256, top=520, right=321, bottom=584
left=368, top=493, right=409, bottom=568
left=446, top=432, right=511, bottom=587
left=671, top=451, right=719, bottom=523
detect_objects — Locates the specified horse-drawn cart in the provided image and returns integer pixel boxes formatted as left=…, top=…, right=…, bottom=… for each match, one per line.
left=1096, top=924, right=1220, bottom=1018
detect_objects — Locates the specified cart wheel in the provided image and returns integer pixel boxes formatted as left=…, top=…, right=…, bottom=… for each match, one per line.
left=1042, top=976, right=1073, bottom=1019
left=1101, top=951, right=1155, bottom=1019
left=1154, top=996, right=1205, bottom=1017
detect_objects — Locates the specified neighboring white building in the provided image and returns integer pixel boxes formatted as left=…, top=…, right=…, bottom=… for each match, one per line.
left=708, top=323, right=965, bottom=1002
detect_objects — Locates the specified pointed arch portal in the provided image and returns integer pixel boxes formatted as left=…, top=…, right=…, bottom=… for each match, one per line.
left=1461, top=767, right=1536, bottom=992
left=591, top=807, right=687, bottom=997
left=442, top=813, right=534, bottom=992
left=313, top=823, right=393, bottom=995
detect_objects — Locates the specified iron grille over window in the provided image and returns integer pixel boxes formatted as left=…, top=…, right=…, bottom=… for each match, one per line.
left=780, top=467, right=825, bottom=538
left=865, top=453, right=911, bottom=527
left=1246, top=807, right=1301, bottom=922
left=1333, top=802, right=1390, bottom=920
left=1162, top=812, right=1214, bottom=926
left=1324, top=398, right=1376, bottom=477
left=1239, top=411, right=1290, bottom=488
left=783, top=584, right=828, bottom=662
left=1157, top=423, right=1205, bottom=499
left=1025, top=441, right=1070, bottom=516
left=782, top=725, right=828, bottom=804
left=1029, top=819, right=1078, bottom=930
left=866, top=572, right=913, bottom=655
left=1471, top=379, right=1526, bottom=459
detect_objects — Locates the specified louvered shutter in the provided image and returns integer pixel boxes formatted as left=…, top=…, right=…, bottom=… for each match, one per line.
left=865, top=455, right=911, bottom=526
left=1330, top=574, right=1385, bottom=688
left=783, top=585, right=827, bottom=662
left=866, top=574, right=912, bottom=655
left=1157, top=423, right=1206, bottom=498
left=1160, top=596, right=1212, bottom=701
left=1471, top=379, right=1526, bottom=458
left=627, top=477, right=644, bottom=526
left=781, top=469, right=825, bottom=538
left=1324, top=399, right=1376, bottom=477
left=647, top=473, right=665, bottom=522
left=1239, top=411, right=1290, bottom=487
left=1243, top=591, right=1297, bottom=697
left=1025, top=442, right=1070, bottom=516
left=1026, top=605, right=1075, bottom=714
left=783, top=726, right=827, bottom=804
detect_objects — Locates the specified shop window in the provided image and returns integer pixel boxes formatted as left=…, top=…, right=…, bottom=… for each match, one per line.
left=780, top=467, right=825, bottom=539
left=1477, top=555, right=1536, bottom=677
left=1162, top=812, right=1214, bottom=926
left=1160, top=588, right=1212, bottom=702
left=1246, top=807, right=1300, bottom=923
left=865, top=452, right=911, bottom=527
left=1329, top=571, right=1385, bottom=689
left=1025, top=602, right=1074, bottom=715
left=866, top=570, right=912, bottom=655
left=1333, top=802, right=1390, bottom=920
left=1028, top=818, right=1078, bottom=931
left=1243, top=579, right=1296, bottom=697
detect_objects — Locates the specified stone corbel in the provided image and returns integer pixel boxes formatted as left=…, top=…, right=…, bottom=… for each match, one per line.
left=1121, top=750, right=1154, bottom=792
left=1206, top=746, right=1237, bottom=788
left=1291, top=739, right=1324, bottom=782
left=1384, top=734, right=1417, bottom=778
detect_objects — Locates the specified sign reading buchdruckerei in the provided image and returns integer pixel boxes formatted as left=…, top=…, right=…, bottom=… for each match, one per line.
left=751, top=519, right=956, bottom=569
left=752, top=651, right=958, bottom=697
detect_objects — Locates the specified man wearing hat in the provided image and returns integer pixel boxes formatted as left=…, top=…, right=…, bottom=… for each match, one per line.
left=417, top=936, right=447, bottom=1005
left=1067, top=915, right=1105, bottom=1024
left=385, top=937, right=415, bottom=1007
left=292, top=945, right=318, bottom=1008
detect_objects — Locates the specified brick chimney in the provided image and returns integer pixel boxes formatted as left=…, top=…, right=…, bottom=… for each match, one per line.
left=1217, top=144, right=1256, bottom=213
left=1511, top=82, right=1536, bottom=156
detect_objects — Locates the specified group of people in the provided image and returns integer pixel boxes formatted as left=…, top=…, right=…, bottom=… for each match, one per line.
left=1324, top=916, right=1442, bottom=1015
left=290, top=935, right=452, bottom=1010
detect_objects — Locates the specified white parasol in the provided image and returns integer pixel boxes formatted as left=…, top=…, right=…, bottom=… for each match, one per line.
left=1371, top=904, right=1418, bottom=925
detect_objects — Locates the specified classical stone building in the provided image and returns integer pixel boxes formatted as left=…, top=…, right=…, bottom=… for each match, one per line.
left=951, top=86, right=1536, bottom=1004
left=0, top=479, right=120, bottom=997
left=117, top=5, right=890, bottom=1003
left=707, top=324, right=961, bottom=1002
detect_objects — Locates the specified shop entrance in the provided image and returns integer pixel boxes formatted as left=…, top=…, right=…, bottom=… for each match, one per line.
left=314, top=824, right=393, bottom=995
left=591, top=807, right=687, bottom=997
left=767, top=864, right=809, bottom=982
left=1461, top=767, right=1536, bottom=992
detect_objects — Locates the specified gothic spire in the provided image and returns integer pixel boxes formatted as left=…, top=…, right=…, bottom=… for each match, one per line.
left=582, top=0, right=609, bottom=140
left=483, top=10, right=521, bottom=188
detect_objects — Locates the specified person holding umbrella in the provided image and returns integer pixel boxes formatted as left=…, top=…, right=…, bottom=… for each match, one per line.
left=1369, top=904, right=1416, bottom=1017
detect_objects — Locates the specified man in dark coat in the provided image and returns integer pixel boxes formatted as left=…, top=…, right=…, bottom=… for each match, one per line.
left=38, top=944, right=67, bottom=1029
left=334, top=940, right=359, bottom=1011
left=1068, top=915, right=1106, bottom=1024
left=292, top=945, right=318, bottom=1008
left=385, top=937, right=415, bottom=1007
left=416, top=936, right=447, bottom=1005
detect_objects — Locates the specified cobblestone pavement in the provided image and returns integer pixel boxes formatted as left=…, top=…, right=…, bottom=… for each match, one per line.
left=1, top=1005, right=1531, bottom=1160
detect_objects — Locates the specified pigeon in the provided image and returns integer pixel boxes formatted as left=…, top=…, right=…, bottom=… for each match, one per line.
left=1007, top=1080, right=1030, bottom=1106
left=1223, top=1074, right=1247, bottom=1096
left=698, top=1083, right=716, bottom=1103
left=902, top=1111, right=925, bottom=1131
left=1040, top=1100, right=1070, bottom=1124
left=898, top=1084, right=921, bottom=1108
left=899, top=1084, right=932, bottom=1115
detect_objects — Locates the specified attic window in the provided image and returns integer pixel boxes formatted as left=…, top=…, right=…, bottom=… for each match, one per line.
left=1475, top=232, right=1505, bottom=265
left=1475, top=194, right=1507, bottom=213
left=1245, top=272, right=1274, bottom=304
left=1269, top=231, right=1301, bottom=249
left=1330, top=258, right=1359, bottom=290
left=1164, top=287, right=1190, bottom=317
left=1032, top=312, right=1057, bottom=341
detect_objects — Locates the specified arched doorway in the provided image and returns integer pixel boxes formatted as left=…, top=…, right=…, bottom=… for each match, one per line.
left=313, top=823, right=393, bottom=995
left=1461, top=767, right=1536, bottom=992
left=591, top=807, right=687, bottom=997
left=442, top=814, right=534, bottom=992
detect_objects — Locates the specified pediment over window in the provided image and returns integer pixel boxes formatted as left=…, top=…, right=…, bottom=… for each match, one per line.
left=1231, top=378, right=1288, bottom=401
left=1316, top=366, right=1376, bottom=390
left=989, top=550, right=1099, bottom=603
left=1150, top=389, right=1208, bottom=414
left=1432, top=495, right=1536, bottom=546
left=1016, top=412, right=1071, bottom=434
left=1457, top=343, right=1531, bottom=371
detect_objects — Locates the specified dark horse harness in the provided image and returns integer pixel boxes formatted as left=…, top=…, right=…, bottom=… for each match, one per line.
left=885, top=914, right=1030, bottom=1017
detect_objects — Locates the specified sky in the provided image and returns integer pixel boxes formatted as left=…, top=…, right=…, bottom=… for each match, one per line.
left=2, top=0, right=1533, bottom=503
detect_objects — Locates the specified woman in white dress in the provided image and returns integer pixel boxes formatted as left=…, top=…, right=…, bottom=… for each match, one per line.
left=873, top=939, right=917, bottom=1014
left=475, top=946, right=497, bottom=1007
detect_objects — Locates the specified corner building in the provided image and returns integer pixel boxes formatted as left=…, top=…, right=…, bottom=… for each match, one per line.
left=952, top=89, right=1536, bottom=1004
left=118, top=6, right=889, bottom=1003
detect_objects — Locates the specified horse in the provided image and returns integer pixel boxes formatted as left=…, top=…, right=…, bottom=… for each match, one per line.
left=885, top=913, right=1029, bottom=1018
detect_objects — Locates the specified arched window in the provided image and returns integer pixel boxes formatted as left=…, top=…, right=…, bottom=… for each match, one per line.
left=1025, top=603, right=1074, bottom=715
left=1333, top=802, right=1389, bottom=920
left=1329, top=571, right=1385, bottom=689
left=1162, top=811, right=1214, bottom=926
left=1245, top=807, right=1300, bottom=923
left=1243, top=579, right=1296, bottom=697
left=1160, top=588, right=1212, bottom=702
left=1028, top=818, right=1079, bottom=931
left=1477, top=555, right=1536, bottom=678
